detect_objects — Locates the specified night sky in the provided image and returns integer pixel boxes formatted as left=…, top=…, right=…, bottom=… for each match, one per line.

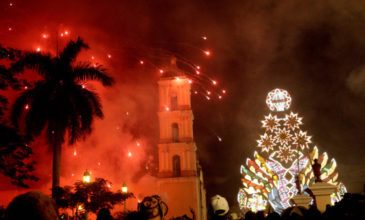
left=0, top=0, right=365, bottom=210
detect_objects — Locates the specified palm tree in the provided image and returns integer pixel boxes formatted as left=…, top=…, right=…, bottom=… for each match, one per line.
left=11, top=37, right=114, bottom=194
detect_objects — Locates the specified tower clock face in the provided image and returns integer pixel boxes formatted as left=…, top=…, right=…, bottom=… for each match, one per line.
left=266, top=88, right=292, bottom=112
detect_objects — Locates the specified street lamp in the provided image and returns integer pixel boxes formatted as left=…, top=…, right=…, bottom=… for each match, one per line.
left=82, top=170, right=90, bottom=220
left=122, top=183, right=128, bottom=213
left=83, top=170, right=90, bottom=183
left=121, top=183, right=128, bottom=193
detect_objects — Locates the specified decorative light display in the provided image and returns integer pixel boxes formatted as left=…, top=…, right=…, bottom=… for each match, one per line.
left=266, top=88, right=292, bottom=112
left=238, top=89, right=346, bottom=213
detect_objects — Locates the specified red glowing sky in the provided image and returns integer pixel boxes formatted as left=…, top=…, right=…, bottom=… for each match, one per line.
left=1, top=0, right=365, bottom=211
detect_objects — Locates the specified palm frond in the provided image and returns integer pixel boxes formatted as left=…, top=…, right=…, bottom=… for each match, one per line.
left=11, top=52, right=53, bottom=76
left=73, top=63, right=114, bottom=86
left=82, top=89, right=103, bottom=118
left=59, top=37, right=89, bottom=64
left=23, top=85, right=52, bottom=137
left=11, top=91, right=30, bottom=129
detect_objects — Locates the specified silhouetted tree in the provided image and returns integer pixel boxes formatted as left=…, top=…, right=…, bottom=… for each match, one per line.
left=53, top=178, right=133, bottom=216
left=0, top=45, right=37, bottom=187
left=10, top=38, right=114, bottom=193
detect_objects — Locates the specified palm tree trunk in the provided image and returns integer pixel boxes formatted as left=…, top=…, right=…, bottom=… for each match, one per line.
left=52, top=142, right=61, bottom=197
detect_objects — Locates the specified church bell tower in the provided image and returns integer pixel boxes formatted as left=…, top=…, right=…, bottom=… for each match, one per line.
left=157, top=57, right=207, bottom=220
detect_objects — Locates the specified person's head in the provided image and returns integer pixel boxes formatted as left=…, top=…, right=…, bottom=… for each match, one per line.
left=244, top=211, right=257, bottom=220
left=5, top=191, right=58, bottom=220
left=97, top=208, right=113, bottom=220
left=124, top=211, right=148, bottom=220
left=210, top=195, right=229, bottom=217
left=266, top=212, right=280, bottom=220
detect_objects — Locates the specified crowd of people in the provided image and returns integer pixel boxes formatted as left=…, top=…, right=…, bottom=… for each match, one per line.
left=0, top=191, right=363, bottom=220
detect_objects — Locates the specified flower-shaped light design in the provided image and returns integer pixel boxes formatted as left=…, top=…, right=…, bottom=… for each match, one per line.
left=262, top=114, right=280, bottom=132
left=293, top=131, right=311, bottom=150
left=284, top=112, right=303, bottom=130
left=257, top=133, right=275, bottom=152
left=276, top=145, right=296, bottom=163
left=275, top=128, right=292, bottom=146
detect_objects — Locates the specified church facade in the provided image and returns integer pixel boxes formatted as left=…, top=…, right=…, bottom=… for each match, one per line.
left=157, top=58, right=207, bottom=220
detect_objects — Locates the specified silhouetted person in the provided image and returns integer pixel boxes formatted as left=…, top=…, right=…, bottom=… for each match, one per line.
left=256, top=211, right=265, bottom=220
left=266, top=212, right=280, bottom=220
left=5, top=191, right=58, bottom=220
left=244, top=211, right=257, bottom=220
left=312, top=159, right=322, bottom=183
left=124, top=211, right=148, bottom=220
left=97, top=208, right=113, bottom=220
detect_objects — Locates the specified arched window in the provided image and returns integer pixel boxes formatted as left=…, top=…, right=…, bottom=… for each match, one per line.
left=172, top=155, right=181, bottom=177
left=171, top=96, right=178, bottom=110
left=172, top=123, right=179, bottom=142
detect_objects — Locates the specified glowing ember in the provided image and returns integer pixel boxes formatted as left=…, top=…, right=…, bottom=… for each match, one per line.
left=139, top=60, right=144, bottom=64
left=204, top=50, right=211, bottom=56
left=212, top=80, right=217, bottom=85
left=107, top=54, right=112, bottom=58
left=127, top=152, right=132, bottom=157
left=25, top=104, right=29, bottom=110
left=36, top=47, right=41, bottom=52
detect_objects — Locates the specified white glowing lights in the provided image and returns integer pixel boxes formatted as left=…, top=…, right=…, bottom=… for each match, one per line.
left=266, top=88, right=291, bottom=112
left=204, top=50, right=211, bottom=56
left=284, top=112, right=302, bottom=130
left=276, top=145, right=296, bottom=163
left=257, top=133, right=274, bottom=152
left=293, top=131, right=311, bottom=150
left=238, top=89, right=346, bottom=213
left=262, top=114, right=280, bottom=132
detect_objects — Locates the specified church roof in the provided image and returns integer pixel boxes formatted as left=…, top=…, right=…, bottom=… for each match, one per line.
left=160, top=56, right=185, bottom=78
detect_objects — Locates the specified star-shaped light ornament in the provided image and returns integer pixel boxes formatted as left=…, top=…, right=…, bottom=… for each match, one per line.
left=257, top=133, right=275, bottom=152
left=262, top=114, right=280, bottom=132
left=284, top=112, right=303, bottom=130
left=274, top=128, right=292, bottom=146
left=276, top=145, right=296, bottom=163
left=293, top=131, right=312, bottom=150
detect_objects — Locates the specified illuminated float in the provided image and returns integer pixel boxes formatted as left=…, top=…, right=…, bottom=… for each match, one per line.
left=237, top=88, right=346, bottom=213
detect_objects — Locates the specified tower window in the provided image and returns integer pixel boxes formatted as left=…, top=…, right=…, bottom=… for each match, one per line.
left=172, top=123, right=179, bottom=142
left=171, top=96, right=178, bottom=110
left=172, top=155, right=181, bottom=177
